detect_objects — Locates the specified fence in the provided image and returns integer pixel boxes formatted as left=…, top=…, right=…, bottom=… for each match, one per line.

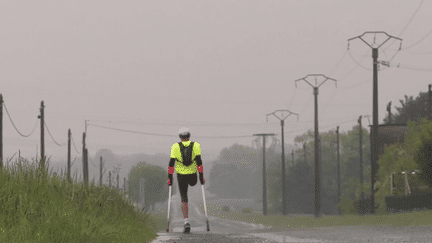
left=385, top=192, right=432, bottom=213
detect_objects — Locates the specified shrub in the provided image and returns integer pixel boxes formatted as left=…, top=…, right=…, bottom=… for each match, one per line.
left=241, top=207, right=252, bottom=214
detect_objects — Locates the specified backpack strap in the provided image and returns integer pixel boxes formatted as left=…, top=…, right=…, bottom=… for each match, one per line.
left=178, top=142, right=194, bottom=163
left=178, top=142, right=184, bottom=162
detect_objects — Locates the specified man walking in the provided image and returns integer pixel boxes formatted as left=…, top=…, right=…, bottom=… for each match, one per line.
left=168, top=127, right=205, bottom=233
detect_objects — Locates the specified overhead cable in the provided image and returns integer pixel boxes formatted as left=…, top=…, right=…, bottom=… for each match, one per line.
left=328, top=50, right=348, bottom=76
left=347, top=50, right=372, bottom=71
left=87, top=123, right=258, bottom=139
left=385, top=0, right=424, bottom=53
left=397, top=0, right=425, bottom=37
left=3, top=102, right=38, bottom=138
left=381, top=61, right=432, bottom=72
left=402, top=28, right=432, bottom=50
left=88, top=119, right=280, bottom=127
left=70, top=133, right=81, bottom=154
left=44, top=122, right=66, bottom=146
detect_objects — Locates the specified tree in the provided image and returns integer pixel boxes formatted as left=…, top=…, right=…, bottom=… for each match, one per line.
left=127, top=162, right=171, bottom=211
left=413, top=120, right=432, bottom=189
left=383, top=92, right=430, bottom=124
left=207, top=143, right=261, bottom=200
left=375, top=119, right=432, bottom=213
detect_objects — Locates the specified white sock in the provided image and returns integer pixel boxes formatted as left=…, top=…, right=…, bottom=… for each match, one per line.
left=184, top=218, right=189, bottom=224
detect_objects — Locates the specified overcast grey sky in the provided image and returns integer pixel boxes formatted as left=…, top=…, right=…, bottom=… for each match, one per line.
left=1, top=0, right=431, bottom=164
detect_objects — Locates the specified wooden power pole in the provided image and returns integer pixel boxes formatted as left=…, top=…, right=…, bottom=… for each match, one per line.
left=359, top=116, right=364, bottom=200
left=336, top=126, right=341, bottom=215
left=117, top=172, right=120, bottom=190
left=0, top=94, right=3, bottom=169
left=82, top=132, right=89, bottom=187
left=429, top=84, right=432, bottom=120
left=124, top=177, right=126, bottom=194
left=68, top=129, right=71, bottom=183
left=100, top=156, right=103, bottom=186
left=38, top=101, right=45, bottom=170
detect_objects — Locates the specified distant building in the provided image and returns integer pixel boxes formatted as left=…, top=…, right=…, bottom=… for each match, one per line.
left=368, top=123, right=409, bottom=178
left=374, top=123, right=409, bottom=159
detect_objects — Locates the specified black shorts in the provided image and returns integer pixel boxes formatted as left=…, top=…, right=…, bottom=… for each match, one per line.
left=177, top=173, right=197, bottom=203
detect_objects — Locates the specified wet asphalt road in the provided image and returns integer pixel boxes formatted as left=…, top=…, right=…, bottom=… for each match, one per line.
left=148, top=186, right=432, bottom=243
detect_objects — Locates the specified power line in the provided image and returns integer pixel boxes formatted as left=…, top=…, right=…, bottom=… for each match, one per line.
left=397, top=0, right=424, bottom=37
left=88, top=119, right=280, bottom=127
left=347, top=49, right=372, bottom=71
left=328, top=50, right=348, bottom=76
left=337, top=79, right=370, bottom=90
left=322, top=50, right=369, bottom=115
left=385, top=0, right=424, bottom=54
left=44, top=122, right=66, bottom=146
left=339, top=50, right=369, bottom=80
left=284, top=117, right=358, bottom=135
left=402, top=27, right=432, bottom=50
left=403, top=49, right=432, bottom=55
left=382, top=62, right=432, bottom=72
left=3, top=102, right=38, bottom=138
left=88, top=157, right=99, bottom=168
left=70, top=133, right=81, bottom=154
left=87, top=123, right=258, bottom=139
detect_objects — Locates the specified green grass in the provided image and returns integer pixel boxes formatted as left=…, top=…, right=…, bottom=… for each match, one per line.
left=206, top=203, right=432, bottom=230
left=0, top=157, right=160, bottom=243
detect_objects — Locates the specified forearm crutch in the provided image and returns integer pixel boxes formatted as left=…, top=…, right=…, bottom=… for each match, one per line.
left=166, top=185, right=172, bottom=232
left=201, top=184, right=210, bottom=231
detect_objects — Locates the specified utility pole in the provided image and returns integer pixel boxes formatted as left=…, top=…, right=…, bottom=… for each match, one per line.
left=109, top=171, right=112, bottom=188
left=0, top=94, right=3, bottom=169
left=38, top=101, right=45, bottom=170
left=68, top=129, right=71, bottom=184
left=100, top=156, right=103, bottom=186
left=348, top=31, right=402, bottom=214
left=85, top=148, right=89, bottom=187
left=336, top=126, right=341, bottom=215
left=429, top=84, right=431, bottom=120
left=124, top=177, right=126, bottom=194
left=266, top=110, right=299, bottom=216
left=140, top=178, right=145, bottom=210
left=358, top=116, right=364, bottom=200
left=295, top=74, right=337, bottom=218
left=117, top=172, right=120, bottom=190
left=387, top=102, right=392, bottom=124
left=83, top=133, right=89, bottom=187
left=253, top=133, right=275, bottom=216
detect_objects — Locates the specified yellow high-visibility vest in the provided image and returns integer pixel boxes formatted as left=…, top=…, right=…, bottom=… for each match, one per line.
left=170, top=141, right=201, bottom=175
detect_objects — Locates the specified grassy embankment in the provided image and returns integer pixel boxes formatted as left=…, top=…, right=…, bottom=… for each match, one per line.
left=0, top=157, right=163, bottom=243
left=204, top=203, right=432, bottom=229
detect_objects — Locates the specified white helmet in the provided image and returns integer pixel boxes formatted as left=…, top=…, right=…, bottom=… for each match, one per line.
left=179, top=127, right=191, bottom=140
left=178, top=127, right=190, bottom=135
